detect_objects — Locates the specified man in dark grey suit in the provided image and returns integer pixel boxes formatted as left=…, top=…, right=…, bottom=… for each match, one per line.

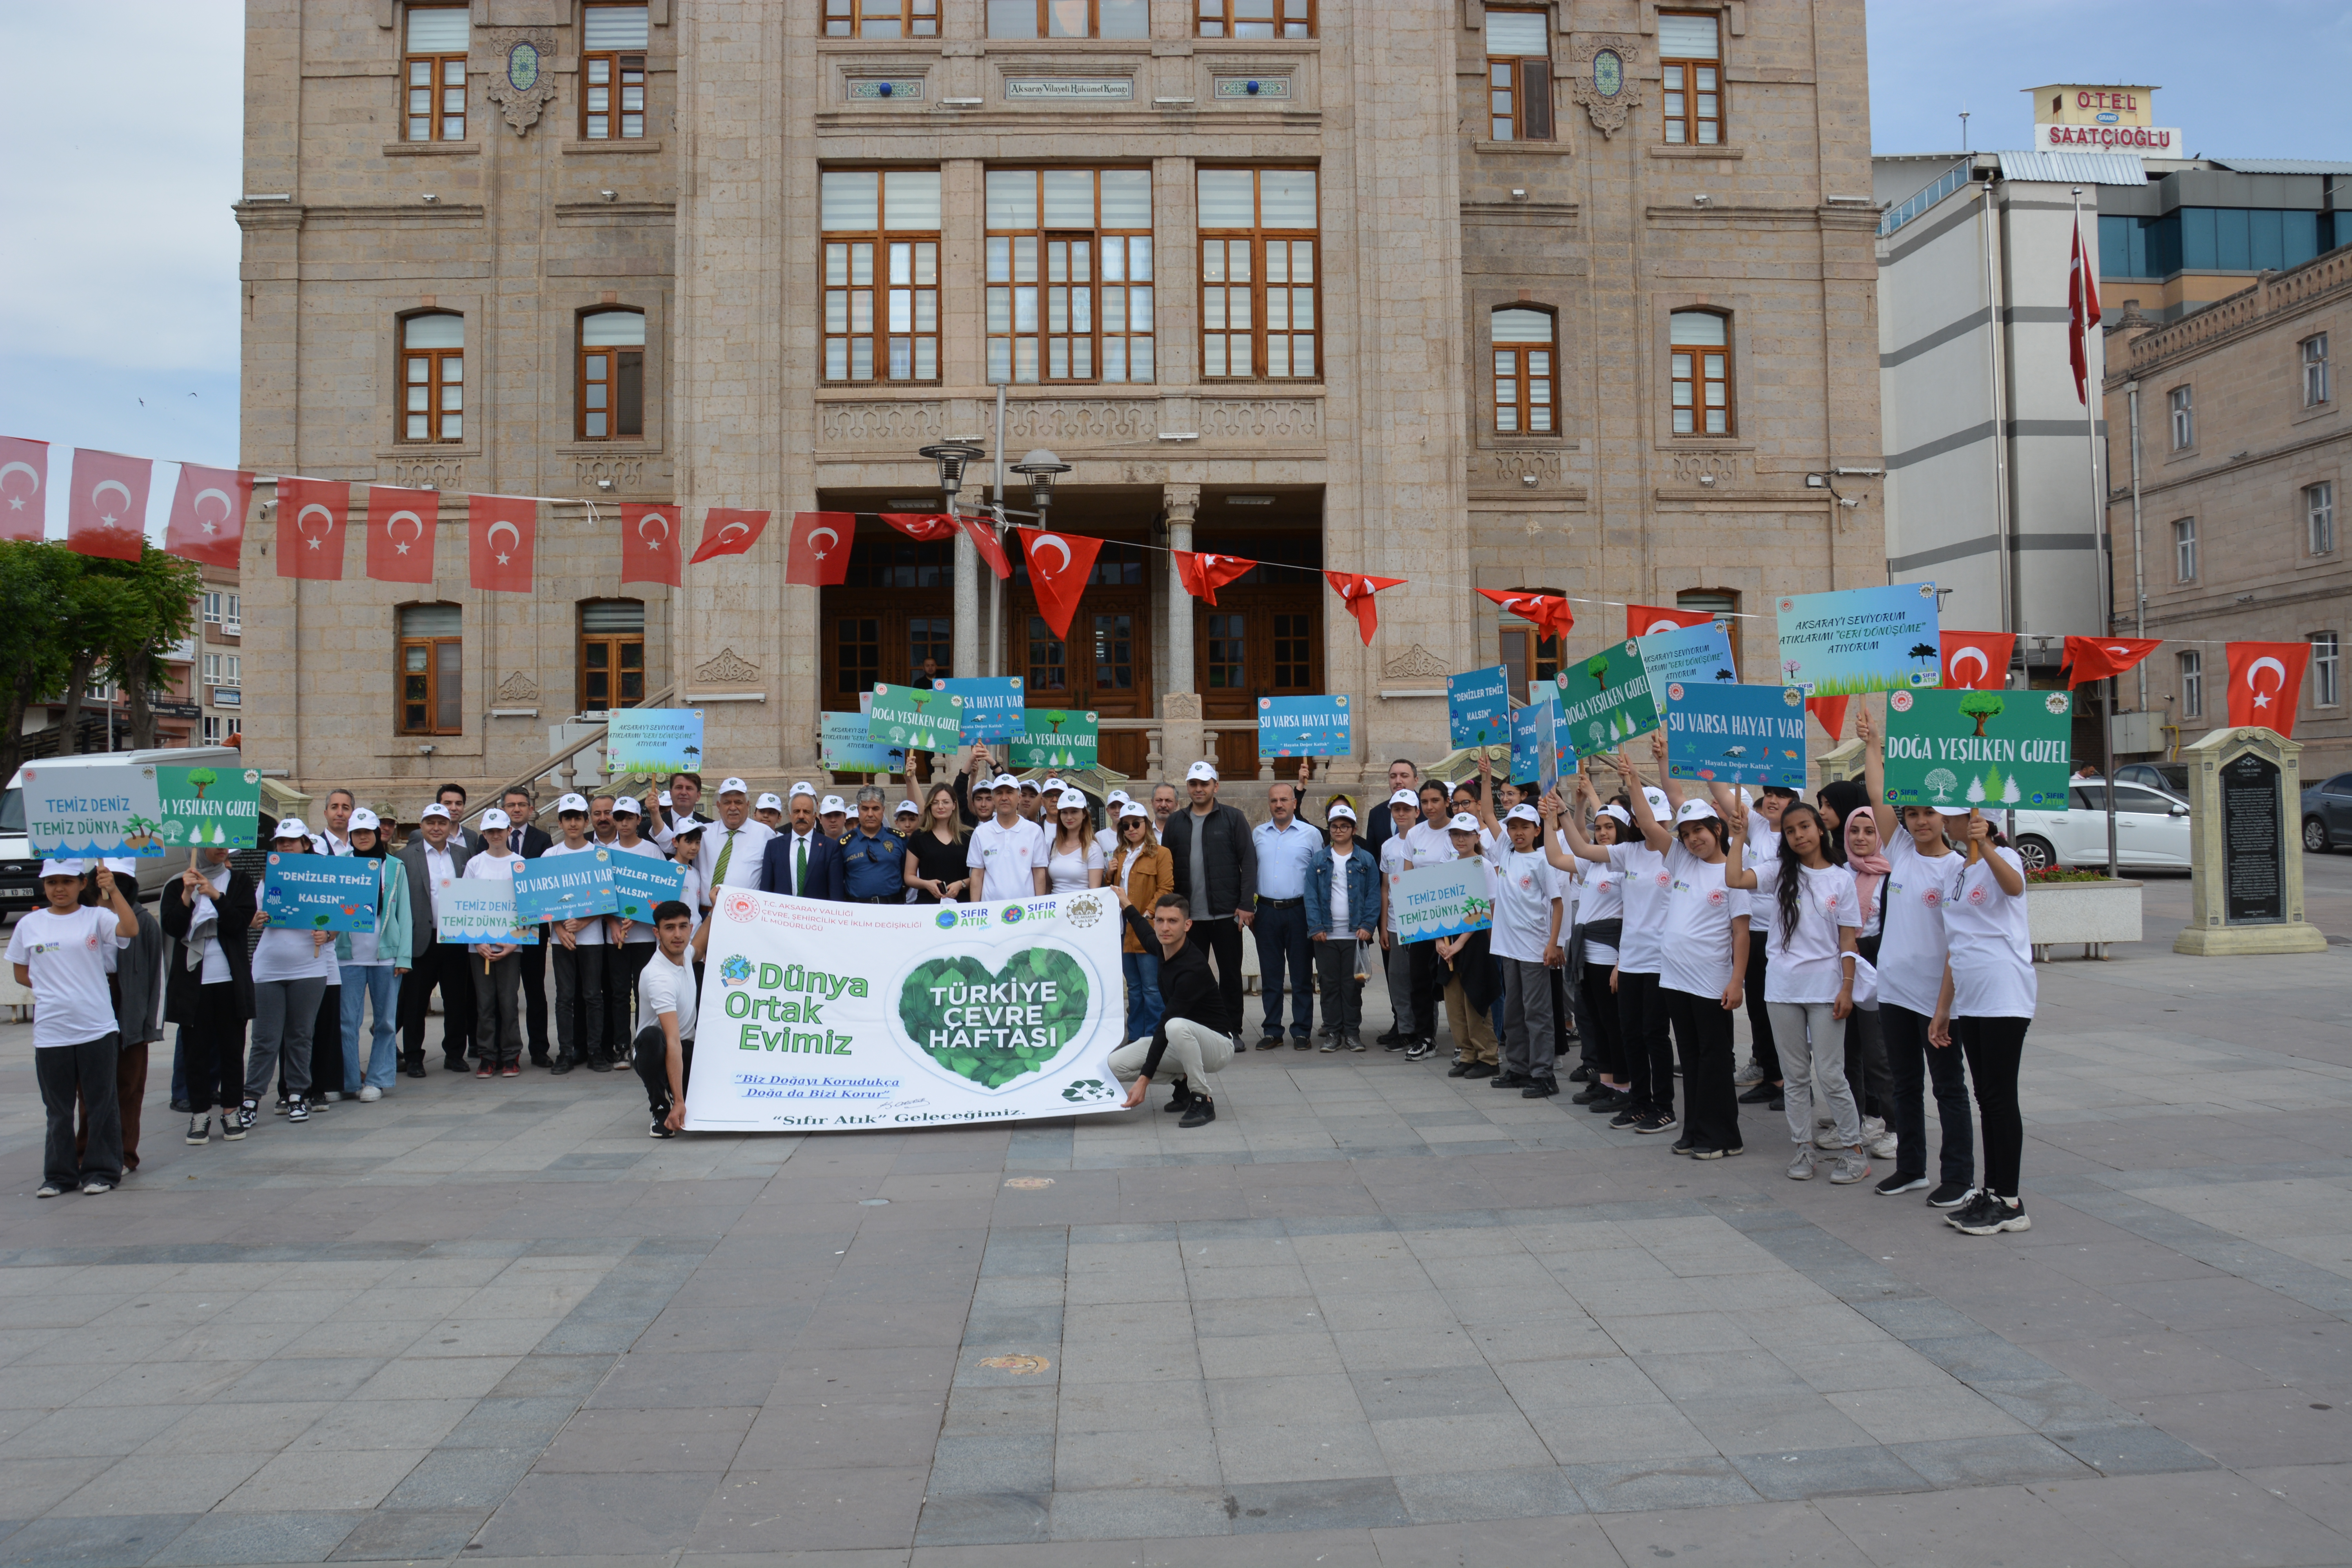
left=395, top=804, right=475, bottom=1076
left=501, top=786, right=557, bottom=1065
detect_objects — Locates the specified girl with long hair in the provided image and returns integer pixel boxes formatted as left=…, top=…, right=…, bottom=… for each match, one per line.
left=1933, top=806, right=2036, bottom=1236
left=1045, top=790, right=1107, bottom=893
left=1107, top=802, right=1174, bottom=1038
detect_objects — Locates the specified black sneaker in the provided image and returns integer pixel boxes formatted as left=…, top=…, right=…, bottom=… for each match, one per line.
left=1608, top=1106, right=1642, bottom=1130
left=1955, top=1195, right=2030, bottom=1235
left=1689, top=1145, right=1724, bottom=1160
left=1178, top=1094, right=1217, bottom=1129
left=274, top=1095, right=291, bottom=1116
left=1255, top=1034, right=1286, bottom=1051
left=1567, top=1065, right=1591, bottom=1084
left=1876, top=1172, right=1930, bottom=1196
left=1638, top=1112, right=1678, bottom=1134
left=1586, top=1091, right=1628, bottom=1115
left=1446, top=1059, right=1474, bottom=1078
left=1671, top=1136, right=1695, bottom=1155
left=1376, top=1028, right=1403, bottom=1045
left=285, top=1096, right=310, bottom=1123
left=1162, top=1082, right=1196, bottom=1113
left=1945, top=1191, right=1998, bottom=1230
left=1521, top=1077, right=1559, bottom=1099
left=1404, top=1039, right=1437, bottom=1060
left=1737, top=1082, right=1779, bottom=1105
left=649, top=1116, right=677, bottom=1139
left=1571, top=1082, right=1610, bottom=1104
left=1769, top=1094, right=1786, bottom=1113
left=185, top=1115, right=209, bottom=1146
left=1488, top=1071, right=1529, bottom=1089
left=1927, top=1182, right=1978, bottom=1210
left=1460, top=1061, right=1499, bottom=1080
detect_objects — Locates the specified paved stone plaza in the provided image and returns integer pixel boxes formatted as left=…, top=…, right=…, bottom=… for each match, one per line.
left=3, top=875, right=2351, bottom=1566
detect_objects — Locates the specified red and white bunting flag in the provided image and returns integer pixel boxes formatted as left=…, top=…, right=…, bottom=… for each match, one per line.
left=2227, top=641, right=2311, bottom=737
left=619, top=503, right=682, bottom=587
left=690, top=507, right=770, bottom=566
left=0, top=436, right=48, bottom=542
left=1023, top=529, right=1102, bottom=639
left=879, top=512, right=961, bottom=543
left=2060, top=636, right=2161, bottom=686
left=1478, top=588, right=1575, bottom=643
left=66, top=448, right=151, bottom=561
left=1807, top=696, right=1850, bottom=742
left=1939, top=630, right=2016, bottom=691
left=2069, top=214, right=2103, bottom=405
left=1327, top=572, right=1405, bottom=646
left=784, top=510, right=854, bottom=586
left=1173, top=550, right=1256, bottom=606
left=365, top=485, right=438, bottom=584
left=960, top=514, right=1013, bottom=580
left=275, top=478, right=349, bottom=580
left=467, top=494, right=537, bottom=593
left=1625, top=602, right=1712, bottom=639
left=164, top=463, right=252, bottom=569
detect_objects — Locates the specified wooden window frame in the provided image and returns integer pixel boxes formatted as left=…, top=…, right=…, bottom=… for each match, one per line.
left=399, top=312, right=465, bottom=445
left=987, top=0, right=1149, bottom=38
left=579, top=51, right=646, bottom=141
left=2313, top=632, right=2342, bottom=708
left=1658, top=11, right=1723, bottom=147
left=1492, top=308, right=1557, bottom=435
left=824, top=170, right=942, bottom=386
left=1199, top=167, right=1321, bottom=383
left=1498, top=627, right=1563, bottom=704
left=577, top=600, right=646, bottom=714
left=1196, top=0, right=1314, bottom=38
left=577, top=310, right=645, bottom=441
left=2173, top=516, right=2197, bottom=583
left=2304, top=333, right=2331, bottom=407
left=826, top=0, right=940, bottom=36
left=1668, top=310, right=1733, bottom=437
left=2308, top=480, right=2336, bottom=557
left=2178, top=649, right=2203, bottom=716
left=403, top=4, right=468, bottom=143
left=1485, top=9, right=1553, bottom=143
left=397, top=609, right=464, bottom=737
left=985, top=169, right=1156, bottom=387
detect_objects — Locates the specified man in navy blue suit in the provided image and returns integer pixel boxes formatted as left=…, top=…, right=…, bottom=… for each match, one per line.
left=758, top=782, right=846, bottom=900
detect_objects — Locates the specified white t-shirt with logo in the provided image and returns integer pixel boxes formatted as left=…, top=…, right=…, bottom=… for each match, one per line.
left=8, top=906, right=128, bottom=1049
left=539, top=841, right=610, bottom=945
left=1942, top=848, right=2037, bottom=1020
left=1657, top=845, right=1752, bottom=1000
left=1606, top=841, right=1672, bottom=976
left=1378, top=835, right=1415, bottom=934
left=1878, top=833, right=1961, bottom=1016
left=1572, top=850, right=1624, bottom=966
left=1483, top=841, right=1564, bottom=964
left=635, top=947, right=699, bottom=1041
left=1750, top=860, right=1860, bottom=1004
left=1742, top=825, right=1784, bottom=953
left=968, top=817, right=1044, bottom=903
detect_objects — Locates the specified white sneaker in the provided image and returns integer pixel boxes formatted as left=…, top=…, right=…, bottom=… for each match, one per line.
left=320, top=1091, right=344, bottom=1102
left=1862, top=1116, right=1887, bottom=1142
left=1871, top=1131, right=1900, bottom=1160
left=1786, top=1150, right=1816, bottom=1180
left=1814, top=1127, right=1846, bottom=1151
left=357, top=1085, right=383, bottom=1102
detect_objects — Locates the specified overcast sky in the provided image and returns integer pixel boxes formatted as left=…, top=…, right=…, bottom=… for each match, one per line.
left=1, top=2, right=2347, bottom=539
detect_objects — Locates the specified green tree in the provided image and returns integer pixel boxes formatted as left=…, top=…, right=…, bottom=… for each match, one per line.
left=1958, top=691, right=2006, bottom=737
left=0, top=542, right=201, bottom=767
left=0, top=542, right=79, bottom=778
left=96, top=546, right=203, bottom=750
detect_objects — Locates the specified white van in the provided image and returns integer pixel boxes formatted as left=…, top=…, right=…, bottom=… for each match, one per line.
left=3, top=747, right=247, bottom=916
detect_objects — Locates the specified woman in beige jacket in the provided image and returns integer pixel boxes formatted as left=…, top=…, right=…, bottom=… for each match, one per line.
left=1107, top=802, right=1176, bottom=1039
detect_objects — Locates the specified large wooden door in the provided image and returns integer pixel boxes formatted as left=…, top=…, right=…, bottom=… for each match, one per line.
left=820, top=536, right=956, bottom=714
left=1198, top=584, right=1321, bottom=780
left=1006, top=541, right=1153, bottom=778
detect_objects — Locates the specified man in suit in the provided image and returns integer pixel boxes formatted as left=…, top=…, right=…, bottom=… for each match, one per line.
left=759, top=782, right=846, bottom=900
left=396, top=803, right=475, bottom=1076
left=697, top=777, right=775, bottom=908
left=501, top=786, right=556, bottom=1065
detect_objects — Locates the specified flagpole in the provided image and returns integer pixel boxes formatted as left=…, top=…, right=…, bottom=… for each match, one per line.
left=2074, top=187, right=2120, bottom=880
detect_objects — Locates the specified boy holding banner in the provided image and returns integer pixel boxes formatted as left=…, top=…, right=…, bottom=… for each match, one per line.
left=460, top=811, right=528, bottom=1077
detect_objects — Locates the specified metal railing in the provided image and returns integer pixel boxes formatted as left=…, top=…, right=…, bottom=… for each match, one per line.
left=1878, top=157, right=1972, bottom=239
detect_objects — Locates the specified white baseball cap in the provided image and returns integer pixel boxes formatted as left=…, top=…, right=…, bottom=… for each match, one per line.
left=657, top=790, right=673, bottom=808
left=619, top=796, right=648, bottom=816
left=1675, top=799, right=1722, bottom=826
left=1643, top=787, right=1671, bottom=817
left=1186, top=761, right=1218, bottom=782
left=755, top=793, right=783, bottom=812
left=555, top=793, right=590, bottom=815
left=1933, top=803, right=1973, bottom=817
left=819, top=795, right=848, bottom=815
left=479, top=808, right=512, bottom=831
left=40, top=858, right=85, bottom=878
left=718, top=777, right=750, bottom=796
left=101, top=857, right=138, bottom=876
left=420, top=803, right=452, bottom=822
left=894, top=800, right=920, bottom=816
left=1042, top=776, right=1065, bottom=792
left=1018, top=777, right=1042, bottom=792
left=788, top=781, right=818, bottom=800
left=1118, top=801, right=1149, bottom=820
left=348, top=808, right=381, bottom=831
left=275, top=817, right=312, bottom=839
left=1600, top=804, right=1634, bottom=827
left=1056, top=789, right=1088, bottom=811
left=1390, top=789, right=1420, bottom=809
left=1446, top=812, right=1481, bottom=834
left=989, top=773, right=1020, bottom=791
left=1327, top=802, right=1358, bottom=822
left=1106, top=789, right=1131, bottom=806
left=672, top=818, right=706, bottom=837
left=1504, top=803, right=1541, bottom=825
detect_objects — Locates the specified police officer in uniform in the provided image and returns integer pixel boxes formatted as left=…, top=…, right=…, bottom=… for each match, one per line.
left=839, top=785, right=908, bottom=905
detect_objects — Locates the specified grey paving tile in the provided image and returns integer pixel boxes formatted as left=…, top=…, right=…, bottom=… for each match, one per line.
left=1054, top=1425, right=1221, bottom=1490
left=1390, top=1465, right=1588, bottom=1524
left=1046, top=1485, right=1232, bottom=1540
left=1726, top=1443, right=1930, bottom=1502
left=685, top=1464, right=928, bottom=1553
left=1226, top=1476, right=1410, bottom=1534
left=377, top=1443, right=538, bottom=1512
left=147, top=1510, right=362, bottom=1565
left=323, top=1510, right=486, bottom=1563
left=2043, top=1420, right=2220, bottom=1476
left=1888, top=1432, right=2099, bottom=1487
left=434, top=1396, right=578, bottom=1450
left=1347, top=1365, right=1514, bottom=1420
left=926, top=1432, right=1054, bottom=1495
left=912, top=1490, right=1051, bottom=1547
left=0, top=1512, right=198, bottom=1568
left=470, top=1470, right=722, bottom=1557
left=1564, top=1455, right=1763, bottom=1513
left=1902, top=1332, right=2062, bottom=1383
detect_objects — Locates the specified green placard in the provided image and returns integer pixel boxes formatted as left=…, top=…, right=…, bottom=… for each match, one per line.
left=155, top=764, right=264, bottom=850
left=867, top=683, right=963, bottom=754
left=1554, top=639, right=1662, bottom=760
left=1011, top=709, right=1099, bottom=771
left=1882, top=688, right=2074, bottom=809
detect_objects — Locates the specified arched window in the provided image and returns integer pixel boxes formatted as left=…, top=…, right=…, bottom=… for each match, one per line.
left=1492, top=308, right=1555, bottom=434
left=578, top=310, right=644, bottom=439
left=401, top=313, right=464, bottom=443
left=398, top=603, right=463, bottom=734
left=1669, top=310, right=1731, bottom=435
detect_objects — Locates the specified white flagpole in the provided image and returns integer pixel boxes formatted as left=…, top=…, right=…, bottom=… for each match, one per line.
left=2074, top=188, right=2120, bottom=881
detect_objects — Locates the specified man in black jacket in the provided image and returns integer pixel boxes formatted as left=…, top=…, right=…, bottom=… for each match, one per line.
left=1110, top=894, right=1232, bottom=1127
left=1158, top=761, right=1256, bottom=1033
left=161, top=846, right=255, bottom=1142
left=501, top=786, right=557, bottom=1064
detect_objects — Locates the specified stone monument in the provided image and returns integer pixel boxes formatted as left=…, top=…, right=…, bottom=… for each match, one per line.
left=2173, top=726, right=2329, bottom=955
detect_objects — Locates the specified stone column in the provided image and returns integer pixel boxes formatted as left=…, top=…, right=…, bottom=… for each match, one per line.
left=1160, top=483, right=1203, bottom=773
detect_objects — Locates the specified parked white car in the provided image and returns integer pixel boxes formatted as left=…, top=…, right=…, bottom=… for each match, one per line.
left=2007, top=781, right=2192, bottom=873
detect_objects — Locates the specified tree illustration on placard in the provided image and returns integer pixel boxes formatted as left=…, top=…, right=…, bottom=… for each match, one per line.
left=1959, top=691, right=2005, bottom=737
left=1924, top=768, right=1958, bottom=804
left=186, top=767, right=218, bottom=799
left=1981, top=764, right=2006, bottom=806
left=123, top=815, right=161, bottom=849
left=1965, top=775, right=1987, bottom=806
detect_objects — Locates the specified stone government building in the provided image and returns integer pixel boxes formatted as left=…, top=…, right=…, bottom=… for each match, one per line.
left=238, top=0, right=1883, bottom=803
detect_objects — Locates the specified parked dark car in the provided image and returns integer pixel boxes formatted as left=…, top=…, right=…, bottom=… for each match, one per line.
left=2116, top=761, right=2191, bottom=796
left=2303, top=772, right=2352, bottom=853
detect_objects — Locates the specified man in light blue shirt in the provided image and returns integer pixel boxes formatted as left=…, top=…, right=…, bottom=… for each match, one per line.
left=1250, top=782, right=1323, bottom=1048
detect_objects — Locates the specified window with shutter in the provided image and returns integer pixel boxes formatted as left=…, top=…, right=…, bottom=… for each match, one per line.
left=1658, top=11, right=1723, bottom=145
left=1485, top=10, right=1552, bottom=142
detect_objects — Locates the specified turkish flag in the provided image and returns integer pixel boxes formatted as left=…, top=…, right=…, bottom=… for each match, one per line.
left=0, top=436, right=47, bottom=542
left=2227, top=641, right=2311, bottom=736
left=467, top=494, right=537, bottom=593
left=1626, top=602, right=1712, bottom=639
left=620, top=503, right=682, bottom=587
left=1808, top=696, right=1850, bottom=741
left=960, top=514, right=1013, bottom=580
left=880, top=512, right=960, bottom=543
left=365, top=485, right=438, bottom=584
left=1023, top=529, right=1102, bottom=640
left=691, top=507, right=770, bottom=566
left=2062, top=635, right=2161, bottom=686
left=1939, top=630, right=2016, bottom=691
left=1479, top=588, right=1575, bottom=644
left=66, top=448, right=151, bottom=561
left=1174, top=550, right=1256, bottom=606
left=2069, top=215, right=2103, bottom=405
left=1327, top=572, right=1405, bottom=645
left=784, top=510, right=854, bottom=587
left=164, top=463, right=252, bottom=569
left=275, top=477, right=349, bottom=580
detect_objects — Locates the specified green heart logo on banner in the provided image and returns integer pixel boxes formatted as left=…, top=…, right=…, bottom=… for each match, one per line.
left=898, top=949, right=1091, bottom=1090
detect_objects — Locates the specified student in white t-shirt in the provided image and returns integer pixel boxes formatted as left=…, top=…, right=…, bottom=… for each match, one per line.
left=1932, top=810, right=2037, bottom=1237
left=461, top=810, right=530, bottom=1075
left=9, top=860, right=138, bottom=1195
left=1540, top=771, right=1630, bottom=1113
left=1375, top=789, right=1422, bottom=1050
left=967, top=773, right=1051, bottom=902
left=632, top=899, right=713, bottom=1138
left=244, top=822, right=340, bottom=1126
left=606, top=796, right=670, bottom=1065
left=1723, top=792, right=1867, bottom=1184
left=1550, top=753, right=1678, bottom=1135
left=1481, top=804, right=1566, bottom=1095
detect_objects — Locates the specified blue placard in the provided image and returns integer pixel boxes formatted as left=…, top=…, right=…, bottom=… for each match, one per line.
left=261, top=853, right=381, bottom=933
left=1662, top=682, right=1809, bottom=791
left=610, top=853, right=688, bottom=924
left=1509, top=698, right=1571, bottom=789
left=940, top=677, right=1026, bottom=742
left=1447, top=666, right=1512, bottom=749
left=1258, top=694, right=1352, bottom=757
left=605, top=708, right=705, bottom=776
left=1639, top=620, right=1739, bottom=703
left=1774, top=583, right=1942, bottom=696
left=820, top=711, right=908, bottom=773
left=513, top=849, right=619, bottom=925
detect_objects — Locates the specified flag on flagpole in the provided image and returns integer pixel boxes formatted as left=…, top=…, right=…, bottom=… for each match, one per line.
left=1625, top=602, right=1712, bottom=639
left=1173, top=550, right=1256, bottom=606
left=1023, top=529, right=1102, bottom=639
left=2060, top=635, right=2160, bottom=686
left=274, top=478, right=349, bottom=580
left=0, top=436, right=48, bottom=542
left=619, top=503, right=682, bottom=586
left=165, top=463, right=252, bottom=569
left=960, top=513, right=1012, bottom=579
left=66, top=449, right=151, bottom=561
left=1478, top=588, right=1575, bottom=643
left=2226, top=641, right=2311, bottom=737
left=690, top=507, right=770, bottom=565
left=467, top=494, right=537, bottom=592
left=784, top=511, right=854, bottom=586
left=364, top=485, right=438, bottom=584
left=1327, top=573, right=1405, bottom=646
left=2069, top=214, right=2103, bottom=405
left=1938, top=630, right=2017, bottom=691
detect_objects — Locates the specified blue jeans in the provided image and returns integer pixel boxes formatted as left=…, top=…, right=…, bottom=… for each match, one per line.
left=1252, top=902, right=1313, bottom=1038
left=341, top=965, right=403, bottom=1089
left=1122, top=949, right=1163, bottom=1040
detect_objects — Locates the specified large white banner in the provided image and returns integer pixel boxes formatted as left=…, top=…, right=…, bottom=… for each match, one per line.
left=684, top=885, right=1128, bottom=1132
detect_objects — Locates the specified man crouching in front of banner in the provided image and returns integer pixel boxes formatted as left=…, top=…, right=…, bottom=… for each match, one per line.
left=1110, top=894, right=1234, bottom=1129
left=632, top=900, right=712, bottom=1138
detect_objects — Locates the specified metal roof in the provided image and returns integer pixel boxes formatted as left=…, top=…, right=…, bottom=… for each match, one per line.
left=1995, top=151, right=2152, bottom=185
left=2207, top=158, right=2352, bottom=176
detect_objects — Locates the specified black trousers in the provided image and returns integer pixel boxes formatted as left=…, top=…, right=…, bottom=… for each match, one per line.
left=632, top=1024, right=695, bottom=1117
left=1615, top=969, right=1675, bottom=1116
left=518, top=931, right=551, bottom=1060
left=399, top=940, right=475, bottom=1067
left=1578, top=963, right=1623, bottom=1079
left=38, top=1033, right=122, bottom=1189
left=1198, top=917, right=1245, bottom=1037
left=1252, top=902, right=1312, bottom=1038
left=609, top=942, right=656, bottom=1059
left=183, top=984, right=247, bottom=1116
left=1882, top=1002, right=1973, bottom=1187
left=1408, top=940, right=1441, bottom=1044
left=552, top=943, right=611, bottom=1065
left=1665, top=986, right=1741, bottom=1152
left=1957, top=1014, right=2030, bottom=1198
left=1744, top=939, right=1780, bottom=1081
left=1844, top=1004, right=1895, bottom=1123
